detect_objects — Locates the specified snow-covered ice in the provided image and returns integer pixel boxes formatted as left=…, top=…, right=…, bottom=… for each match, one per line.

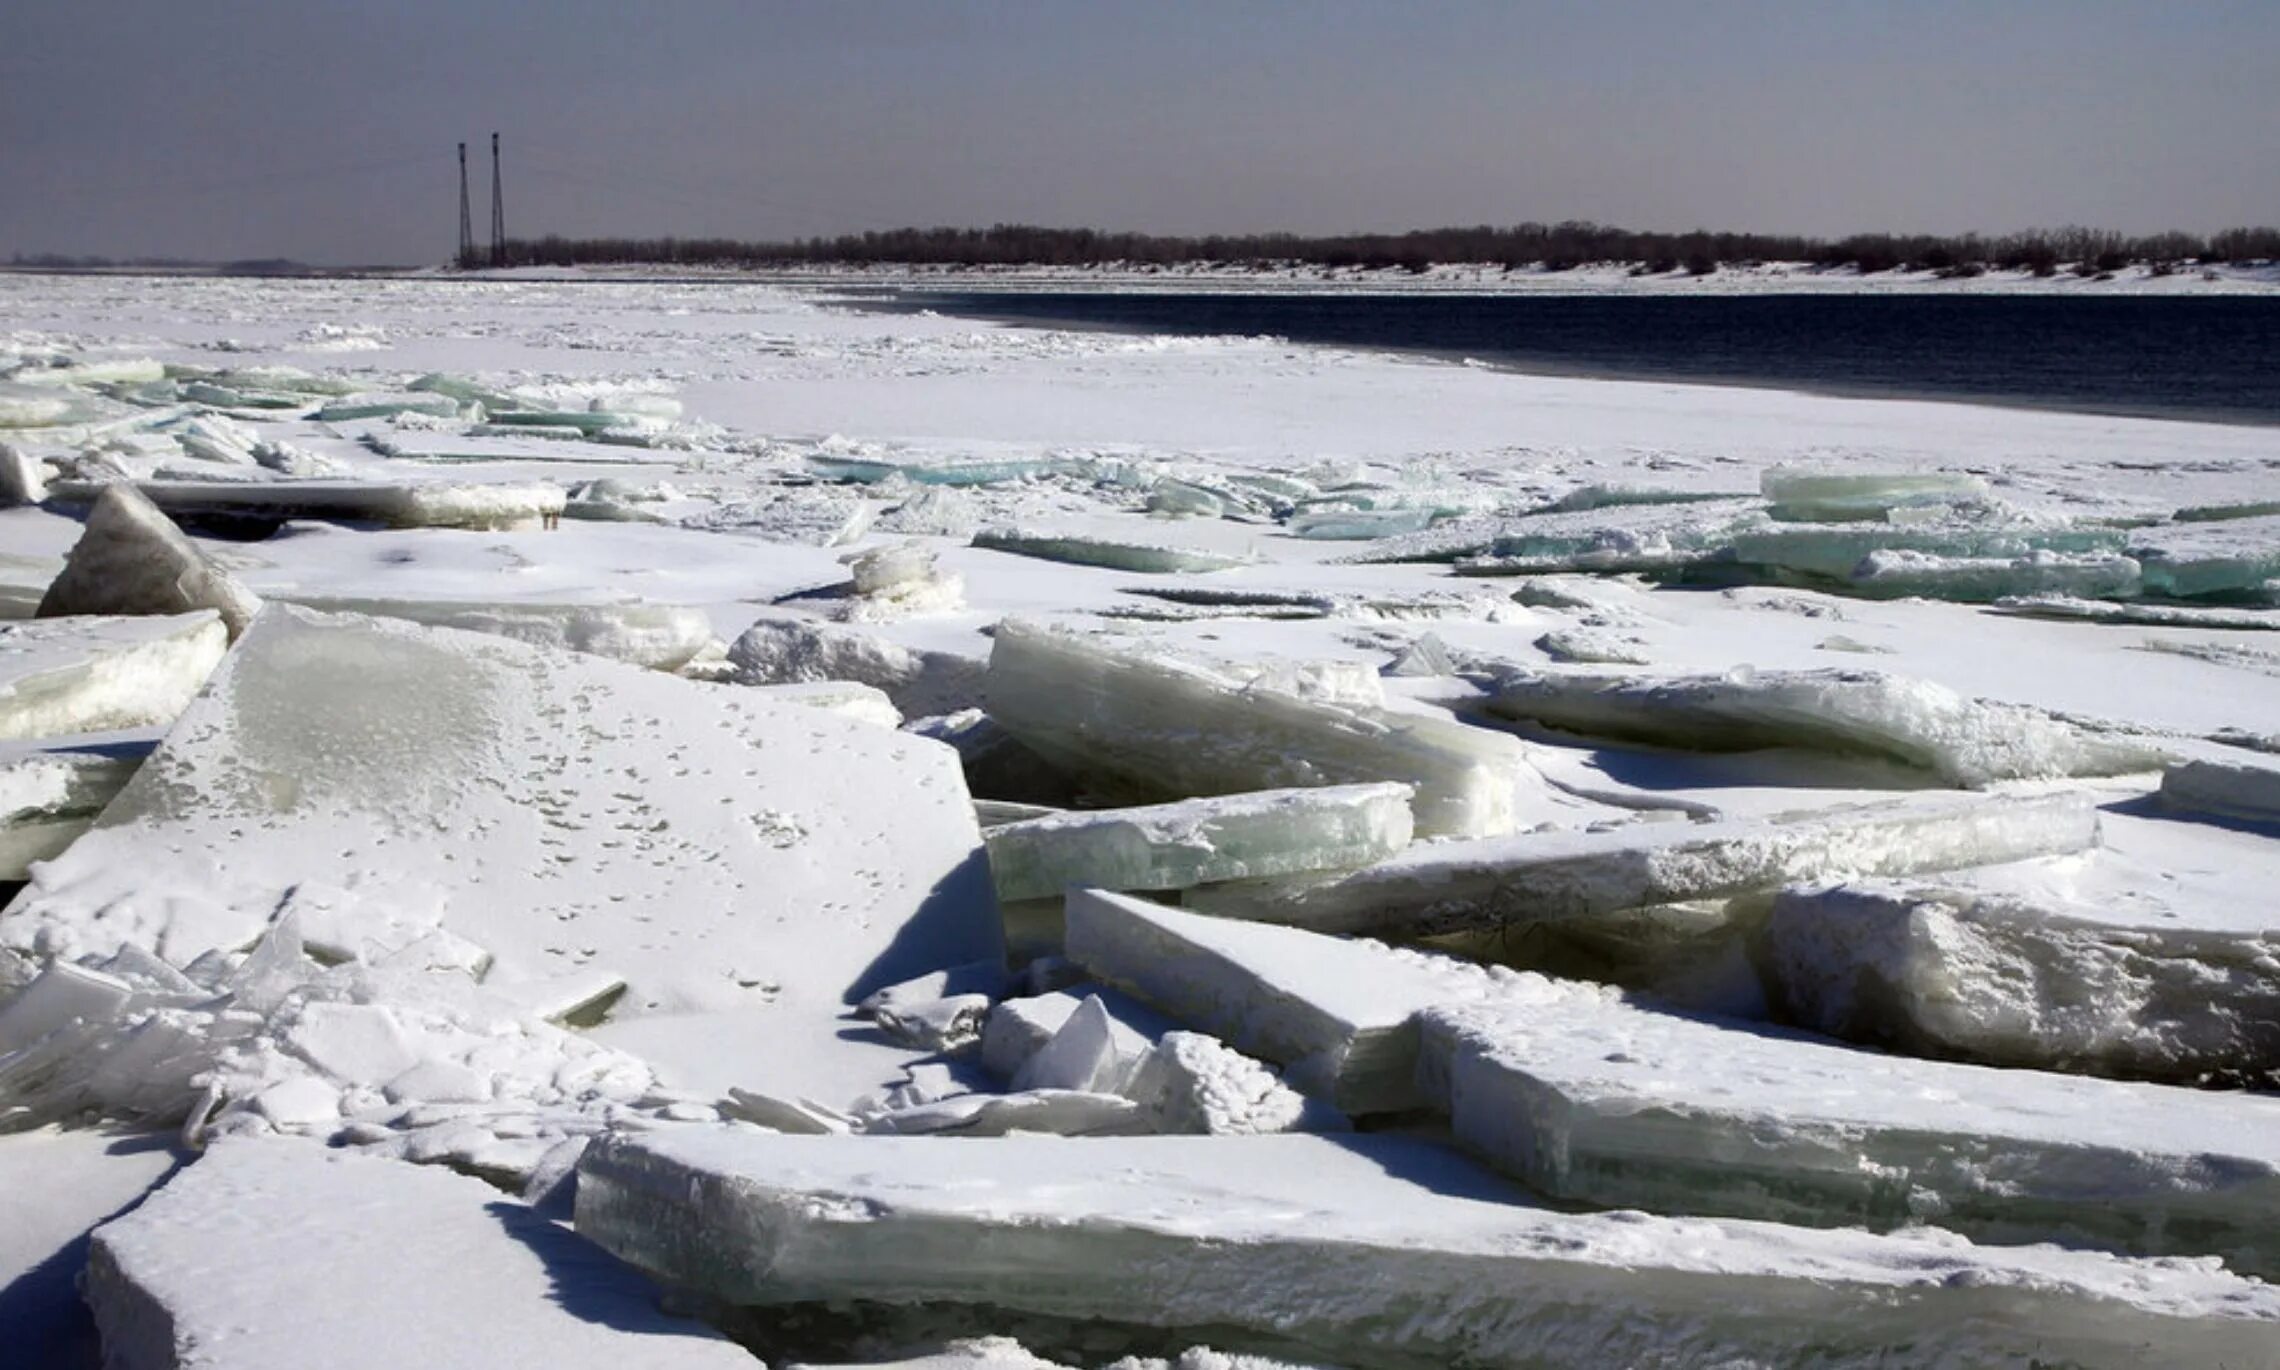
left=577, top=1128, right=2280, bottom=1370
left=1, top=606, right=1001, bottom=1015
left=86, top=1135, right=751, bottom=1370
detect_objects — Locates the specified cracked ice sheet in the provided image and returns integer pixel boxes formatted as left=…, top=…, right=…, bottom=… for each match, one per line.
left=577, top=1128, right=2280, bottom=1370
left=86, top=1136, right=752, bottom=1370
left=0, top=605, right=1001, bottom=1017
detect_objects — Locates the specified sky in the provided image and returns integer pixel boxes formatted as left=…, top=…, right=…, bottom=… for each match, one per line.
left=3, top=0, right=2276, bottom=266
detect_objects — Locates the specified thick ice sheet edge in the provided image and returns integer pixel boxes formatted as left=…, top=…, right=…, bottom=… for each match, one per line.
left=1486, top=665, right=2165, bottom=787
left=279, top=596, right=715, bottom=671
left=1762, top=878, right=2280, bottom=1083
left=87, top=1137, right=752, bottom=1370
left=982, top=783, right=1414, bottom=903
left=1186, top=791, right=2098, bottom=938
left=0, top=612, right=226, bottom=743
left=1417, top=997, right=2280, bottom=1279
left=985, top=620, right=1538, bottom=838
left=2160, top=756, right=2280, bottom=826
left=575, top=1129, right=2280, bottom=1370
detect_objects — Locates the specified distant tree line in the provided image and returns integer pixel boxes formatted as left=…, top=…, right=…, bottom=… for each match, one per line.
left=479, top=222, right=2280, bottom=276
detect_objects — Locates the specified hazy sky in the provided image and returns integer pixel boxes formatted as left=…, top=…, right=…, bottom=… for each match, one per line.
left=4, top=1, right=2276, bottom=265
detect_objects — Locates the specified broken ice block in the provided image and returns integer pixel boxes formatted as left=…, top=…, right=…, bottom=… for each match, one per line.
left=2128, top=515, right=2280, bottom=599
left=740, top=680, right=903, bottom=728
left=1065, top=888, right=1472, bottom=1114
left=1847, top=549, right=2143, bottom=602
left=313, top=392, right=464, bottom=422
left=974, top=528, right=1255, bottom=574
left=1760, top=465, right=1990, bottom=522
left=982, top=783, right=1413, bottom=903
left=36, top=485, right=262, bottom=637
left=1418, top=991, right=2280, bottom=1275
left=2160, top=755, right=2280, bottom=825
left=1991, top=595, right=2280, bottom=630
left=1726, top=520, right=2128, bottom=585
left=0, top=734, right=149, bottom=877
left=0, top=613, right=226, bottom=741
left=1187, top=792, right=2097, bottom=938
left=729, top=616, right=985, bottom=716
left=986, top=621, right=1536, bottom=838
left=86, top=1137, right=752, bottom=1370
left=0, top=607, right=1002, bottom=1016
left=577, top=1128, right=2280, bottom=1370
left=1761, top=807, right=2280, bottom=1082
left=0, top=441, right=49, bottom=506
left=46, top=478, right=565, bottom=532
left=1486, top=665, right=2163, bottom=786
left=1121, top=1030, right=1337, bottom=1134
left=838, top=540, right=966, bottom=620
left=281, top=597, right=713, bottom=671
left=977, top=986, right=1175, bottom=1083
left=688, top=487, right=873, bottom=545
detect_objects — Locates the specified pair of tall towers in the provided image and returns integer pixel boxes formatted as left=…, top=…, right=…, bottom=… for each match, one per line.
left=457, top=135, right=505, bottom=268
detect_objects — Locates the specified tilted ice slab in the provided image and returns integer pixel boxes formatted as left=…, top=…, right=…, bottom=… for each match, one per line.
left=973, top=527, right=1255, bottom=574
left=1762, top=808, right=2280, bottom=1082
left=1065, top=887, right=1478, bottom=1114
left=47, top=477, right=566, bottom=531
left=1418, top=990, right=2280, bottom=1276
left=0, top=613, right=225, bottom=742
left=281, top=596, right=713, bottom=671
left=0, top=733, right=149, bottom=878
left=0, top=607, right=1001, bottom=1015
left=37, top=484, right=263, bottom=638
left=1187, top=792, right=2097, bottom=938
left=1485, top=665, right=2164, bottom=786
left=1760, top=465, right=1991, bottom=522
left=986, top=620, right=1537, bottom=838
left=576, top=1128, right=2280, bottom=1370
left=86, top=1138, right=751, bottom=1370
left=983, top=783, right=1414, bottom=903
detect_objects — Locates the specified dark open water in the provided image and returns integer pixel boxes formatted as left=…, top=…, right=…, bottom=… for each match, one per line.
left=897, top=291, right=2280, bottom=426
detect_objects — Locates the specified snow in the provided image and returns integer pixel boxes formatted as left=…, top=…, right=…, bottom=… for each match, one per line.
left=577, top=1128, right=2280, bottom=1370
left=85, top=1135, right=751, bottom=1370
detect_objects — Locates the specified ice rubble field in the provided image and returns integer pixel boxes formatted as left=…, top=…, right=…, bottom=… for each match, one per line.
left=2, top=272, right=2280, bottom=1369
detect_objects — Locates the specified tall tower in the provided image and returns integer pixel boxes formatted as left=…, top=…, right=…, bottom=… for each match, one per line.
left=456, top=142, right=474, bottom=267
left=489, top=133, right=506, bottom=268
